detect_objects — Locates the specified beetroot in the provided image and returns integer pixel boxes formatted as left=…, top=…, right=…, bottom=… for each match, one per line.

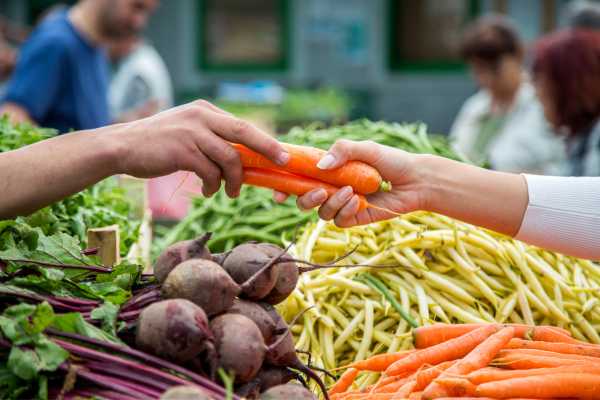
left=255, top=367, right=297, bottom=392
left=135, top=299, right=214, bottom=363
left=259, top=384, right=316, bottom=400
left=222, top=243, right=279, bottom=300
left=154, top=234, right=212, bottom=283
left=160, top=385, right=212, bottom=400
left=210, top=314, right=266, bottom=384
left=228, top=299, right=277, bottom=343
left=256, top=244, right=299, bottom=305
left=161, top=259, right=239, bottom=316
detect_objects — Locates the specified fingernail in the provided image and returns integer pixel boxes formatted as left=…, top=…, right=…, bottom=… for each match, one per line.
left=339, top=186, right=353, bottom=201
left=311, top=189, right=327, bottom=203
left=317, top=154, right=336, bottom=169
left=276, top=151, right=290, bottom=166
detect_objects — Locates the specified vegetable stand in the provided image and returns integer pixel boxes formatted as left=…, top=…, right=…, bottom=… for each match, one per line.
left=3, top=117, right=600, bottom=400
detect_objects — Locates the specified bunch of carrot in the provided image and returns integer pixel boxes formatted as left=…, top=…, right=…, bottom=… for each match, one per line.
left=233, top=143, right=391, bottom=211
left=327, top=323, right=600, bottom=399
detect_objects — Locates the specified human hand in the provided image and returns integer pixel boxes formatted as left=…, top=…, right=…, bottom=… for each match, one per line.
left=113, top=100, right=288, bottom=197
left=276, top=140, right=430, bottom=227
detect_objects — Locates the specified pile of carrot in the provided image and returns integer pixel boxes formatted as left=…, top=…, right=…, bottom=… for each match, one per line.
left=327, top=323, right=600, bottom=399
left=233, top=143, right=391, bottom=212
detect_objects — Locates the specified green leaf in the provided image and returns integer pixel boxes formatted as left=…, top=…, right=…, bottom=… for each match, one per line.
left=51, top=313, right=122, bottom=344
left=29, top=303, right=55, bottom=335
left=90, top=302, right=119, bottom=335
left=33, top=337, right=68, bottom=371
left=37, top=375, right=48, bottom=400
left=7, top=347, right=39, bottom=380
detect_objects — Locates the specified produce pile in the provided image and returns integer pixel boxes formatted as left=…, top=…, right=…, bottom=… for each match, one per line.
left=329, top=323, right=600, bottom=399
left=152, top=120, right=467, bottom=255
left=278, top=212, right=600, bottom=388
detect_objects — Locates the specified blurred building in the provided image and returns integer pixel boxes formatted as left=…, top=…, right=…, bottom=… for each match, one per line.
left=0, top=0, right=576, bottom=133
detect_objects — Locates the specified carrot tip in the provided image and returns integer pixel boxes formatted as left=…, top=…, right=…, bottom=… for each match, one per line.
left=380, top=181, right=393, bottom=192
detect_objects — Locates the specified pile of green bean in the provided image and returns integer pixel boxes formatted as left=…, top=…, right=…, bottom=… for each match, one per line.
left=278, top=212, right=600, bottom=388
left=153, top=187, right=314, bottom=255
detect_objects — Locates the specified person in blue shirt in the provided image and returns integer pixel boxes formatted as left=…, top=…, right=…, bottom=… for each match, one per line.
left=0, top=0, right=158, bottom=132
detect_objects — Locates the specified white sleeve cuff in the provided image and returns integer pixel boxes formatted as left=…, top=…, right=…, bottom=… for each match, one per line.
left=515, top=174, right=600, bottom=260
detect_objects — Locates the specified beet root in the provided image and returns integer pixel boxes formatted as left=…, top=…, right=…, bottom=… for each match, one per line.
left=259, top=384, right=316, bottom=400
left=255, top=244, right=299, bottom=305
left=255, top=366, right=297, bottom=392
left=160, top=385, right=212, bottom=400
left=222, top=243, right=279, bottom=300
left=154, top=233, right=212, bottom=283
left=228, top=299, right=277, bottom=343
left=136, top=299, right=214, bottom=363
left=161, top=259, right=240, bottom=316
left=210, top=314, right=266, bottom=384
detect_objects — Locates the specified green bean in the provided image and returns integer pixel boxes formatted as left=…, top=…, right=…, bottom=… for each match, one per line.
left=360, top=273, right=418, bottom=328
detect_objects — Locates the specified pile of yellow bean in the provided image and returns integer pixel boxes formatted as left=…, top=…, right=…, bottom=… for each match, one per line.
left=277, top=211, right=600, bottom=387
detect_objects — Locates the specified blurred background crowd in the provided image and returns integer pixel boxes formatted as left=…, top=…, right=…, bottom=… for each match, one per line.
left=0, top=0, right=599, bottom=180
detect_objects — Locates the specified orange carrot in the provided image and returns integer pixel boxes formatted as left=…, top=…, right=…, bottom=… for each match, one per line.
left=494, top=353, right=596, bottom=369
left=527, top=327, right=583, bottom=344
left=467, top=364, right=600, bottom=385
left=497, top=348, right=600, bottom=363
left=408, top=391, right=423, bottom=400
left=505, top=338, right=600, bottom=357
left=476, top=372, right=600, bottom=398
left=339, top=393, right=397, bottom=400
left=374, top=371, right=414, bottom=388
left=390, top=380, right=417, bottom=399
left=413, top=324, right=570, bottom=349
left=243, top=168, right=369, bottom=211
left=386, top=325, right=498, bottom=376
left=349, top=350, right=416, bottom=372
left=328, top=368, right=359, bottom=396
left=410, top=360, right=457, bottom=392
left=423, top=327, right=515, bottom=399
left=233, top=143, right=389, bottom=194
left=372, top=378, right=411, bottom=394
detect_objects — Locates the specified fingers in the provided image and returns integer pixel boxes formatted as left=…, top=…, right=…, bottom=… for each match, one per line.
left=273, top=191, right=289, bottom=203
left=200, top=108, right=289, bottom=166
left=317, top=139, right=382, bottom=170
left=194, top=99, right=233, bottom=116
left=194, top=131, right=244, bottom=197
left=317, top=186, right=354, bottom=221
left=182, top=150, right=222, bottom=197
left=296, top=188, right=328, bottom=211
left=334, top=195, right=361, bottom=227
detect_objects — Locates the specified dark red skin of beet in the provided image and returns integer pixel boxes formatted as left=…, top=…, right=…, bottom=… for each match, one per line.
left=135, top=299, right=214, bottom=363
left=154, top=234, right=212, bottom=283
left=228, top=299, right=277, bottom=343
left=259, top=384, right=316, bottom=400
left=222, top=243, right=278, bottom=300
left=161, top=259, right=240, bottom=317
left=254, top=244, right=299, bottom=305
left=210, top=314, right=266, bottom=384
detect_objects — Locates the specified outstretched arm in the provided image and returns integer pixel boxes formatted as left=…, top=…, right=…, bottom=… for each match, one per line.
left=0, top=100, right=288, bottom=219
left=294, top=140, right=600, bottom=260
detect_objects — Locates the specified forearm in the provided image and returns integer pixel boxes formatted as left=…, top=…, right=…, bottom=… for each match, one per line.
left=0, top=125, right=124, bottom=219
left=419, top=155, right=528, bottom=237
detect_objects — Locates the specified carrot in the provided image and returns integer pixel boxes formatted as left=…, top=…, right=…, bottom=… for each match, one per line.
left=433, top=378, right=476, bottom=397
left=476, top=372, right=600, bottom=398
left=467, top=364, right=600, bottom=384
left=408, top=391, right=423, bottom=400
left=528, top=327, right=582, bottom=344
left=386, top=325, right=498, bottom=376
left=497, top=348, right=600, bottom=363
left=423, top=327, right=515, bottom=399
left=413, top=324, right=570, bottom=349
left=494, top=353, right=596, bottom=369
left=339, top=394, right=397, bottom=400
left=328, top=368, right=359, bottom=396
left=349, top=350, right=416, bottom=372
left=413, top=360, right=457, bottom=391
left=506, top=338, right=600, bottom=357
left=390, top=381, right=417, bottom=399
left=372, top=378, right=410, bottom=394
left=233, top=143, right=389, bottom=194
left=374, top=371, right=414, bottom=388
left=243, top=168, right=369, bottom=210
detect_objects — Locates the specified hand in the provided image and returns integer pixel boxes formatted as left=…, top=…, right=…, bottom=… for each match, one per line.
left=277, top=140, right=431, bottom=227
left=116, top=99, right=162, bottom=123
left=113, top=100, right=289, bottom=197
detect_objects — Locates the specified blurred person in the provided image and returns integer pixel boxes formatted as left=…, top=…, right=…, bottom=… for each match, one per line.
left=533, top=29, right=600, bottom=176
left=0, top=0, right=158, bottom=132
left=108, top=35, right=173, bottom=122
left=565, top=0, right=600, bottom=29
left=450, top=15, right=564, bottom=173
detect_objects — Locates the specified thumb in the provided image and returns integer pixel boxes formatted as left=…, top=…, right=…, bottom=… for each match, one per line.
left=317, top=140, right=382, bottom=170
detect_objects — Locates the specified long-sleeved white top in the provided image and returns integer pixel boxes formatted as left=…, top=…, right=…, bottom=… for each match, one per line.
left=516, top=174, right=600, bottom=260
